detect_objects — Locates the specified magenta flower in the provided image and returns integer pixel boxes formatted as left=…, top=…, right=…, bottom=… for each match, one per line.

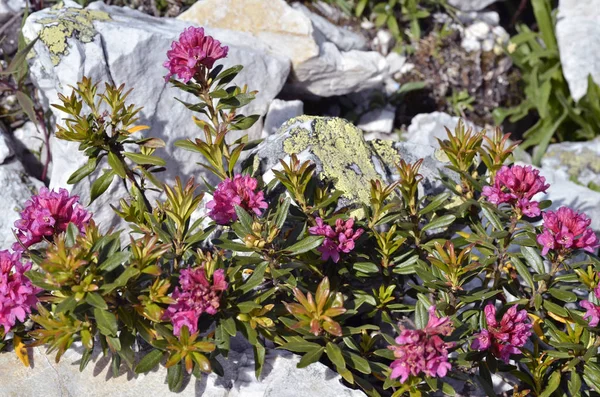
left=388, top=306, right=454, bottom=383
left=164, top=27, right=229, bottom=83
left=0, top=250, right=40, bottom=334
left=13, top=187, right=91, bottom=252
left=164, top=268, right=228, bottom=336
left=482, top=165, right=549, bottom=217
left=206, top=174, right=268, bottom=225
left=580, top=280, right=600, bottom=327
left=536, top=207, right=598, bottom=256
left=471, top=304, right=532, bottom=363
left=309, top=218, right=363, bottom=263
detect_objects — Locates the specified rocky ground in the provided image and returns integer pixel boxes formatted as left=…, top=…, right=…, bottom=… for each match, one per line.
left=1, top=0, right=600, bottom=395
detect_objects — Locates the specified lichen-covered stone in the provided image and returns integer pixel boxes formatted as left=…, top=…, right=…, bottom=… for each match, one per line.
left=542, top=138, right=600, bottom=190
left=250, top=116, right=454, bottom=209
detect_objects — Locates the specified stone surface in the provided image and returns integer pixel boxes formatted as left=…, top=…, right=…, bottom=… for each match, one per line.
left=250, top=116, right=454, bottom=209
left=357, top=105, right=395, bottom=134
left=0, top=0, right=24, bottom=23
left=262, top=99, right=304, bottom=138
left=0, top=130, right=13, bottom=164
left=556, top=0, right=600, bottom=101
left=178, top=0, right=386, bottom=97
left=0, top=160, right=44, bottom=250
left=405, top=112, right=479, bottom=146
left=23, top=1, right=290, bottom=230
left=541, top=138, right=600, bottom=189
left=292, top=3, right=367, bottom=52
left=179, top=0, right=318, bottom=67
left=448, top=0, right=499, bottom=11
left=0, top=343, right=365, bottom=397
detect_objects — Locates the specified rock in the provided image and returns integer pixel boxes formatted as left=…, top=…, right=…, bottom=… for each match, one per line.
left=23, top=1, right=290, bottom=230
left=0, top=130, right=13, bottom=164
left=357, top=105, right=395, bottom=134
left=179, top=0, right=318, bottom=67
left=447, top=0, right=499, bottom=11
left=250, top=116, right=453, bottom=208
left=373, top=29, right=394, bottom=56
left=262, top=99, right=304, bottom=138
left=288, top=43, right=388, bottom=97
left=461, top=17, right=508, bottom=54
left=0, top=343, right=365, bottom=397
left=0, top=0, right=24, bottom=23
left=541, top=138, right=600, bottom=189
left=292, top=3, right=368, bottom=52
left=556, top=0, right=600, bottom=101
left=386, top=52, right=407, bottom=79
left=0, top=160, right=44, bottom=250
left=12, top=122, right=44, bottom=160
left=179, top=0, right=386, bottom=97
left=405, top=112, right=479, bottom=146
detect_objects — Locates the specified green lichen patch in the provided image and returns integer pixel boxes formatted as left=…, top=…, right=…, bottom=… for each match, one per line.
left=546, top=147, right=600, bottom=178
left=36, top=6, right=110, bottom=65
left=282, top=116, right=385, bottom=205
left=370, top=139, right=401, bottom=168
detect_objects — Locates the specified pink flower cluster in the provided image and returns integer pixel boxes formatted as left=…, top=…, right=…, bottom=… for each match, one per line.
left=482, top=165, right=549, bottom=217
left=164, top=268, right=228, bottom=336
left=13, top=187, right=91, bottom=252
left=206, top=174, right=268, bottom=225
left=472, top=304, right=531, bottom=363
left=0, top=250, right=39, bottom=334
left=309, top=218, right=363, bottom=263
left=580, top=280, right=600, bottom=327
left=536, top=207, right=598, bottom=256
left=388, top=306, right=454, bottom=383
left=164, top=27, right=229, bottom=83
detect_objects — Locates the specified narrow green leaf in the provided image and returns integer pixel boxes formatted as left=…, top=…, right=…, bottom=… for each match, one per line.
left=107, top=152, right=126, bottom=179
left=284, top=235, right=324, bottom=255
left=94, top=308, right=118, bottom=336
left=167, top=361, right=184, bottom=392
left=67, top=158, right=98, bottom=184
left=421, top=215, right=456, bottom=232
left=297, top=346, right=325, bottom=369
left=135, top=350, right=164, bottom=374
left=85, top=292, right=107, bottom=309
left=99, top=251, right=131, bottom=272
left=123, top=152, right=166, bottom=167
left=90, top=170, right=115, bottom=204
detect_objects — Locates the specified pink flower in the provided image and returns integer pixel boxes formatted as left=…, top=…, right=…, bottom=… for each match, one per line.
left=482, top=165, right=549, bottom=217
left=309, top=218, right=363, bottom=263
left=580, top=280, right=600, bottom=327
left=164, top=268, right=228, bottom=336
left=0, top=250, right=40, bottom=334
left=536, top=207, right=598, bottom=256
left=13, top=188, right=91, bottom=252
left=471, top=304, right=532, bottom=363
left=206, top=174, right=268, bottom=225
left=164, top=27, right=228, bottom=83
left=388, top=306, right=454, bottom=383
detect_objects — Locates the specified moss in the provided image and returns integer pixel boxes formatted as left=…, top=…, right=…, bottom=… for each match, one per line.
left=35, top=5, right=110, bottom=65
left=282, top=116, right=384, bottom=205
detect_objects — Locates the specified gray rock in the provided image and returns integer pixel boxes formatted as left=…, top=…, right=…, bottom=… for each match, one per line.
left=262, top=99, right=304, bottom=138
left=250, top=116, right=453, bottom=208
left=0, top=0, right=24, bottom=23
left=23, top=1, right=290, bottom=230
left=292, top=3, right=368, bottom=52
left=556, top=0, right=600, bottom=101
left=541, top=138, right=600, bottom=189
left=448, top=0, right=499, bottom=11
left=0, top=343, right=365, bottom=397
left=405, top=112, right=480, bottom=146
left=0, top=130, right=13, bottom=164
left=357, top=105, right=395, bottom=134
left=0, top=160, right=44, bottom=250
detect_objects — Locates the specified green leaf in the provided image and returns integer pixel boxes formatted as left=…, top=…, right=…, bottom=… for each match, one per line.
left=65, top=222, right=80, bottom=247
left=231, top=114, right=260, bottom=131
left=254, top=343, right=265, bottom=379
left=90, top=170, right=115, bottom=204
left=419, top=193, right=450, bottom=216
left=511, top=256, right=534, bottom=289
left=284, top=235, right=324, bottom=255
left=353, top=262, right=379, bottom=274
left=539, top=371, right=560, bottom=397
left=481, top=204, right=504, bottom=231
left=274, top=197, right=291, bottom=229
left=85, top=293, right=107, bottom=309
left=16, top=91, right=36, bottom=123
left=99, top=251, right=130, bottom=272
left=94, top=308, right=118, bottom=336
left=240, top=262, right=268, bottom=293
left=222, top=317, right=237, bottom=337
left=123, top=152, right=166, bottom=167
left=135, top=350, right=164, bottom=374
left=345, top=352, right=370, bottom=375
left=67, top=158, right=98, bottom=184
left=279, top=341, right=322, bottom=353
left=213, top=239, right=255, bottom=252
left=421, top=215, right=456, bottom=232
left=543, top=300, right=569, bottom=318
left=234, top=205, right=254, bottom=234
left=548, top=288, right=577, bottom=303
left=107, top=152, right=126, bottom=178
left=167, top=361, right=184, bottom=392
left=297, top=346, right=325, bottom=369
left=521, top=246, right=545, bottom=275
left=414, top=299, right=428, bottom=329
left=2, top=36, right=38, bottom=75
left=55, top=295, right=77, bottom=313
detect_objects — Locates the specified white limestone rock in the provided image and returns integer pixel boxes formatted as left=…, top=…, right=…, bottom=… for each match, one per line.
left=448, top=0, right=499, bottom=11
left=23, top=1, right=290, bottom=230
left=405, top=112, right=479, bottom=146
left=0, top=129, right=13, bottom=164
left=262, top=99, right=304, bottom=138
left=556, top=0, right=600, bottom=100
left=357, top=105, right=395, bottom=134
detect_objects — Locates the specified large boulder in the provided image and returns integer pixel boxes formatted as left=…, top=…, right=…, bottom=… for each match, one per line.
left=178, top=0, right=387, bottom=97
left=249, top=116, right=453, bottom=208
left=447, top=0, right=499, bottom=11
left=0, top=343, right=365, bottom=397
left=542, top=139, right=600, bottom=190
left=405, top=112, right=479, bottom=146
left=556, top=0, right=600, bottom=101
left=23, top=1, right=290, bottom=230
